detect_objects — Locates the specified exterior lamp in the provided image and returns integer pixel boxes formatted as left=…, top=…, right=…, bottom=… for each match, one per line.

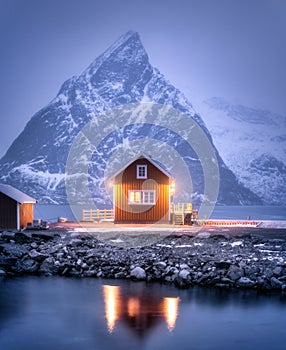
left=170, top=180, right=175, bottom=196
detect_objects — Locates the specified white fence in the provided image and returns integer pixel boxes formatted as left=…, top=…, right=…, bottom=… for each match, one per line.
left=82, top=209, right=114, bottom=222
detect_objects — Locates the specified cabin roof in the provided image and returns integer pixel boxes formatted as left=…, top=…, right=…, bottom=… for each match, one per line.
left=109, top=153, right=173, bottom=179
left=0, top=184, right=37, bottom=204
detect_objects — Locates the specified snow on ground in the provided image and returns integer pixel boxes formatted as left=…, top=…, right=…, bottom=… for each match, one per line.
left=58, top=219, right=286, bottom=235
left=230, top=241, right=243, bottom=247
left=258, top=220, right=286, bottom=228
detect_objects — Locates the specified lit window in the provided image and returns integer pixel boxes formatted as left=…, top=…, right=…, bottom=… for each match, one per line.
left=128, top=190, right=156, bottom=205
left=137, top=165, right=147, bottom=179
left=129, top=191, right=135, bottom=203
left=135, top=191, right=141, bottom=203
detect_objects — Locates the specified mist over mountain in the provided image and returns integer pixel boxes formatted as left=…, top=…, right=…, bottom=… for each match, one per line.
left=0, top=31, right=262, bottom=206
left=198, top=97, right=286, bottom=205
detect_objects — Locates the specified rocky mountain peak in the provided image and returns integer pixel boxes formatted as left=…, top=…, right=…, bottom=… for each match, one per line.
left=86, top=31, right=147, bottom=73
left=0, top=32, right=262, bottom=205
left=83, top=31, right=150, bottom=88
left=57, top=30, right=153, bottom=108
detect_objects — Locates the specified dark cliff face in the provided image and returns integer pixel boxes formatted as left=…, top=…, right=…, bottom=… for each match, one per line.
left=0, top=31, right=261, bottom=205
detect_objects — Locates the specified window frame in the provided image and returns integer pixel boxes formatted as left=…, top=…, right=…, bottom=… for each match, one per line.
left=128, top=190, right=156, bottom=205
left=136, top=164, right=147, bottom=179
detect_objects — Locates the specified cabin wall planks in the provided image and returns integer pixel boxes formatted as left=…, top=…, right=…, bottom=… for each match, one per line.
left=20, top=203, right=34, bottom=229
left=114, top=158, right=170, bottom=223
left=0, top=192, right=17, bottom=229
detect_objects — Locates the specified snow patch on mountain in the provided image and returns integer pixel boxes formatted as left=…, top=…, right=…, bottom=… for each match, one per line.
left=197, top=97, right=286, bottom=205
left=0, top=33, right=261, bottom=205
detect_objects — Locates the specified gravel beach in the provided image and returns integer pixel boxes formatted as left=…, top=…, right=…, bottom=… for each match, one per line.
left=1, top=224, right=286, bottom=293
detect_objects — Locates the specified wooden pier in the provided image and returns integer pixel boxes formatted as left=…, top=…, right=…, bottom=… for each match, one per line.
left=81, top=205, right=258, bottom=227
left=81, top=203, right=197, bottom=225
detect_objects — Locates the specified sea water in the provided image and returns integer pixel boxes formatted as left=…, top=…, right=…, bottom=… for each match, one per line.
left=0, top=277, right=285, bottom=350
left=34, top=204, right=286, bottom=222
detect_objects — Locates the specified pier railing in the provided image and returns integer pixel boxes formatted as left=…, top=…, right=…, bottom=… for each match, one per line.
left=196, top=220, right=259, bottom=227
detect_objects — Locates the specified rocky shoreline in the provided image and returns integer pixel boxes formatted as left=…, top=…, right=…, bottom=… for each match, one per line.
left=1, top=228, right=286, bottom=293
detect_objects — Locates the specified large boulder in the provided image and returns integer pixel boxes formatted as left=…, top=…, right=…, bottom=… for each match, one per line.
left=236, top=277, right=255, bottom=288
left=39, top=257, right=59, bottom=275
left=227, top=265, right=244, bottom=281
left=175, top=269, right=191, bottom=288
left=28, top=249, right=48, bottom=262
left=21, top=258, right=39, bottom=273
left=270, top=277, right=283, bottom=289
left=130, top=266, right=146, bottom=280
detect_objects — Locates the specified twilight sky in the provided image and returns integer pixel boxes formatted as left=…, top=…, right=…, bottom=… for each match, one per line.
left=0, top=0, right=286, bottom=157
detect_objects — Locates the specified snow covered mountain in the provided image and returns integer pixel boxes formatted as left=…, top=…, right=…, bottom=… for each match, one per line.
left=197, top=97, right=286, bottom=205
left=0, top=31, right=261, bottom=206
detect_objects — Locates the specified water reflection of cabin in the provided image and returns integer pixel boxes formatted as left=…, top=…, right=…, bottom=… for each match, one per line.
left=110, top=155, right=174, bottom=224
left=102, top=284, right=180, bottom=335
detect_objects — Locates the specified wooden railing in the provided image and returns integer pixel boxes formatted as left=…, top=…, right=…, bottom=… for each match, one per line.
left=170, top=203, right=193, bottom=213
left=82, top=209, right=114, bottom=222
left=81, top=203, right=197, bottom=224
left=170, top=203, right=198, bottom=225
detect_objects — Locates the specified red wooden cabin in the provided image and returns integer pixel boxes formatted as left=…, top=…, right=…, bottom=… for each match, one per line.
left=110, top=155, right=173, bottom=224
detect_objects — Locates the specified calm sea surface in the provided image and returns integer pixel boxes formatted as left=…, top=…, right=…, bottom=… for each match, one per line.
left=0, top=277, right=285, bottom=350
left=4, top=206, right=285, bottom=349
left=34, top=205, right=286, bottom=222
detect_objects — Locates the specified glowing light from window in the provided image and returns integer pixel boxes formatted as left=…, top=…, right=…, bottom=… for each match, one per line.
left=135, top=192, right=141, bottom=203
left=129, top=191, right=135, bottom=203
left=127, top=297, right=140, bottom=317
left=102, top=285, right=121, bottom=333
left=128, top=190, right=156, bottom=204
left=162, top=297, right=180, bottom=332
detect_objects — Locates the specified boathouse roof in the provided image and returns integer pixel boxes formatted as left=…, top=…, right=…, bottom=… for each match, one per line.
left=0, top=184, right=37, bottom=204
